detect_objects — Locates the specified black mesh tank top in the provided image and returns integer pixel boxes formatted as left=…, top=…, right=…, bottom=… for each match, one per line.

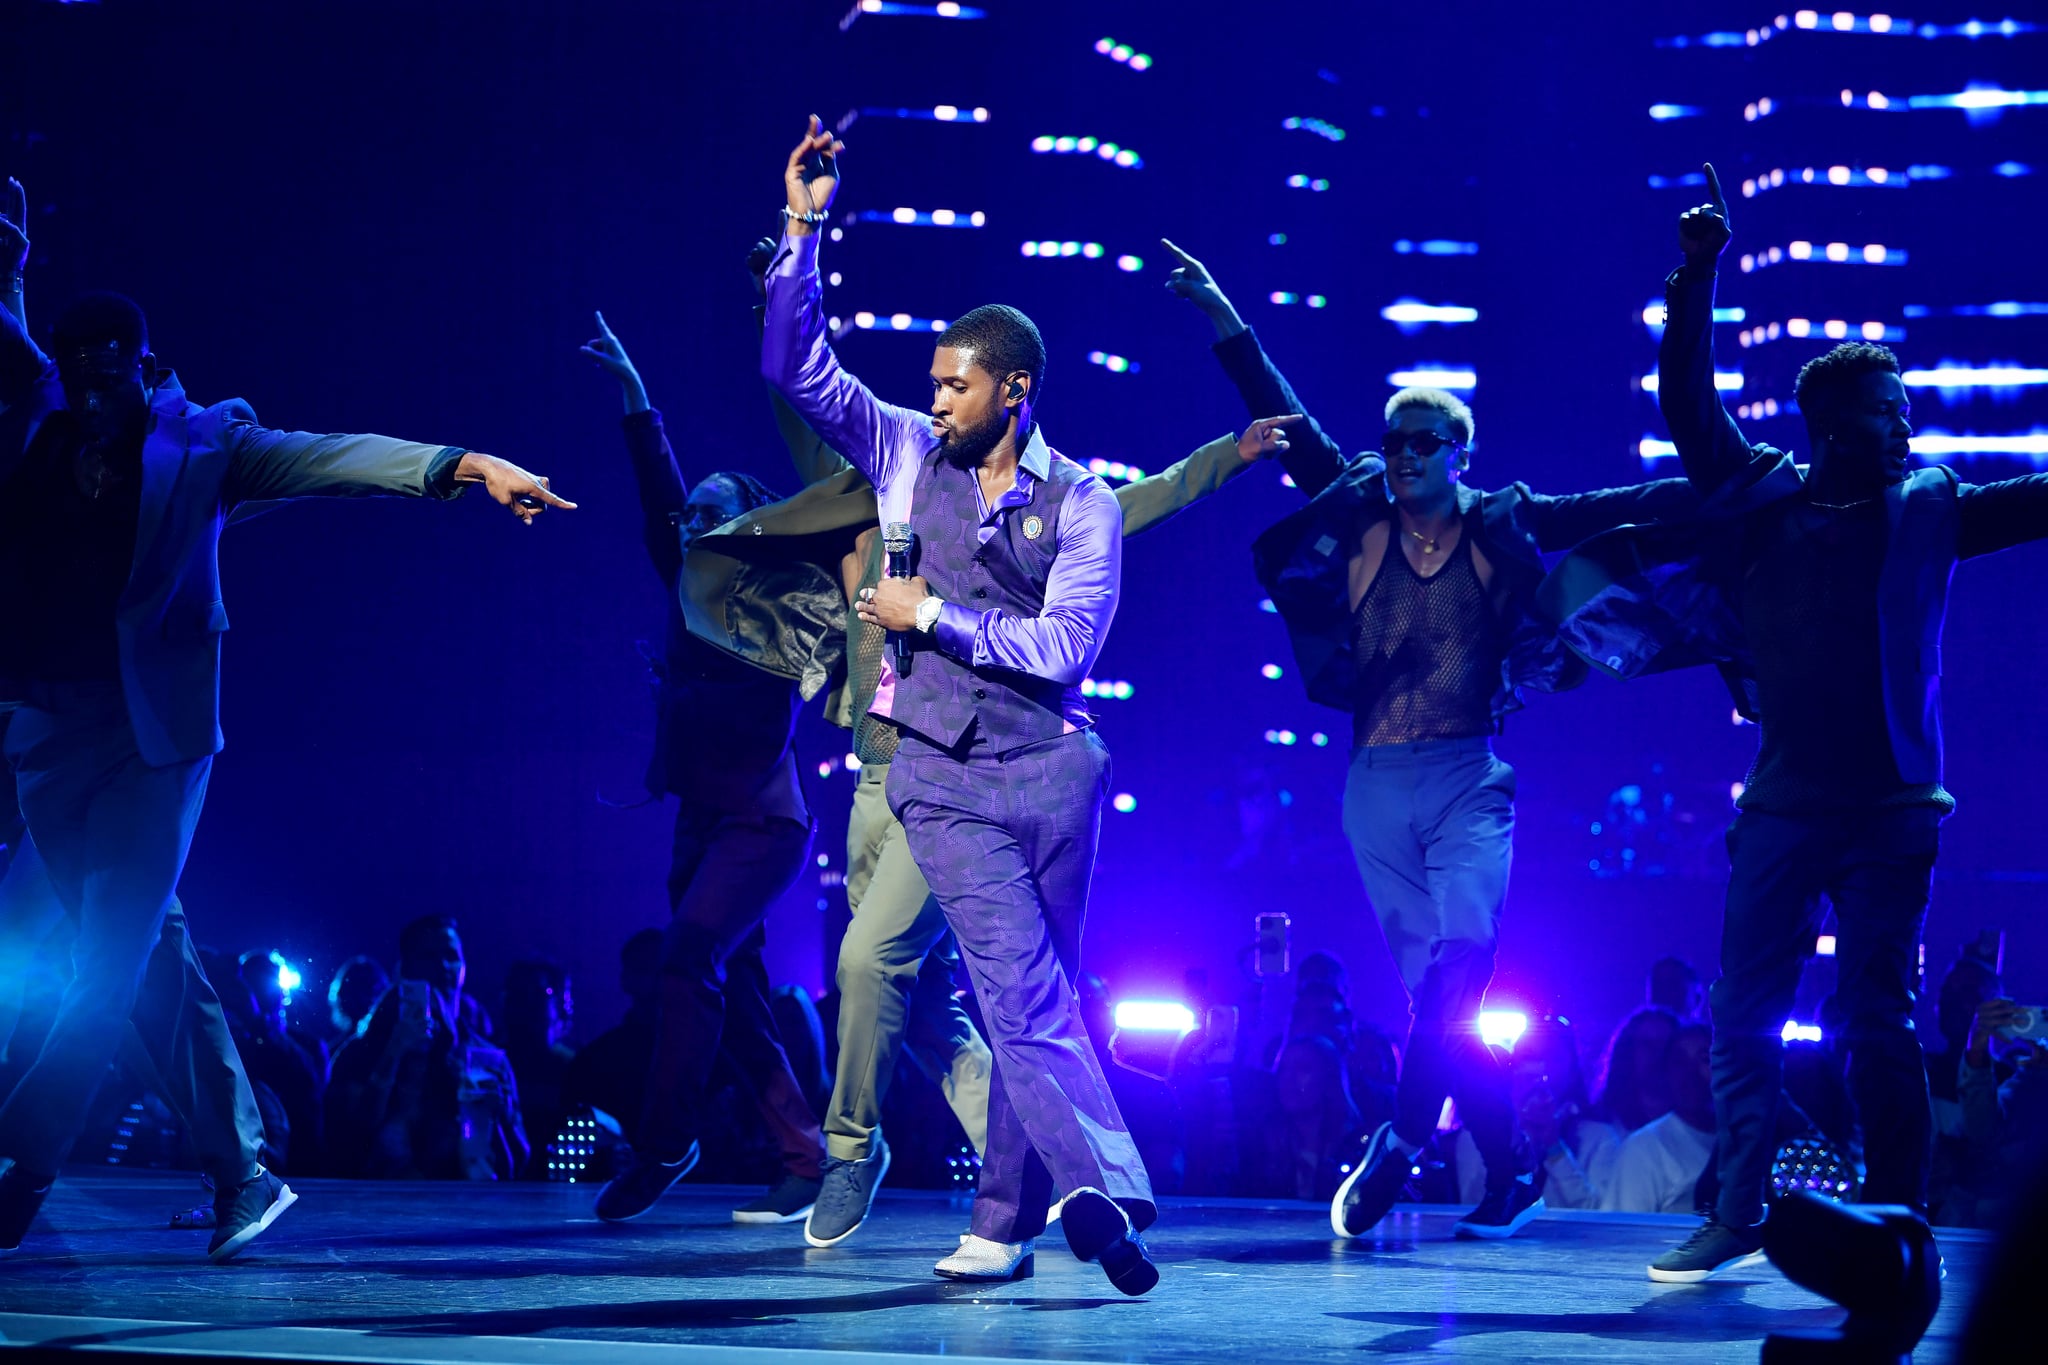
left=1350, top=529, right=1499, bottom=746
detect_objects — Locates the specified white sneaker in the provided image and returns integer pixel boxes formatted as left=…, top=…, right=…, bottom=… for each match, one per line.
left=935, top=1235, right=1035, bottom=1281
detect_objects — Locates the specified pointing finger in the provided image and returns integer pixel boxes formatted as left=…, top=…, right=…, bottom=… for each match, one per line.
left=1159, top=238, right=1199, bottom=267
left=529, top=482, right=577, bottom=510
left=1703, top=162, right=1728, bottom=215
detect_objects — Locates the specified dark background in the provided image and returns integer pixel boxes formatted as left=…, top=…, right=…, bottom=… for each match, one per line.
left=4, top=0, right=2043, bottom=1058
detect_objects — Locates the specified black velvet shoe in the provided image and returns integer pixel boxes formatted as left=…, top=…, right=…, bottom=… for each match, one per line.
left=1059, top=1187, right=1159, bottom=1296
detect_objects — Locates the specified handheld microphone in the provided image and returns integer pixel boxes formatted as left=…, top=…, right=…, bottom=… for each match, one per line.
left=883, top=521, right=915, bottom=677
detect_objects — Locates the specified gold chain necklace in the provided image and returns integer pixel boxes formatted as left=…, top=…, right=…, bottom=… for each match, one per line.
left=1405, top=526, right=1439, bottom=555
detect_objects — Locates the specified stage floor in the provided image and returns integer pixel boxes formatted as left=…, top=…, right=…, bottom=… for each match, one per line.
left=0, top=1170, right=1989, bottom=1364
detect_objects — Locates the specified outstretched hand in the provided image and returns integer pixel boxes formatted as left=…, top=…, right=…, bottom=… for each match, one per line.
left=1239, top=414, right=1303, bottom=463
left=455, top=452, right=578, bottom=525
left=783, top=115, right=844, bottom=231
left=1679, top=162, right=1732, bottom=267
left=1, top=177, right=27, bottom=274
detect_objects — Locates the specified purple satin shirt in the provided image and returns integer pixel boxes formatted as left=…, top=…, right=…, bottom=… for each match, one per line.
left=762, top=231, right=1120, bottom=728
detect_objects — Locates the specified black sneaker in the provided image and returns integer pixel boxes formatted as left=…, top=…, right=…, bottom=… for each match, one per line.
left=1454, top=1174, right=1545, bottom=1240
left=0, top=1166, right=52, bottom=1253
left=208, top=1168, right=298, bottom=1263
left=1647, top=1216, right=1767, bottom=1283
left=1330, top=1121, right=1412, bottom=1239
left=1059, top=1187, right=1159, bottom=1297
left=804, top=1134, right=891, bottom=1247
left=732, top=1173, right=823, bottom=1224
left=594, top=1141, right=700, bottom=1223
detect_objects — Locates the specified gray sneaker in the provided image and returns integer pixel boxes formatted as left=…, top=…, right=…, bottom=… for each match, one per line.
left=1647, top=1216, right=1767, bottom=1283
left=209, top=1168, right=297, bottom=1263
left=804, top=1134, right=892, bottom=1248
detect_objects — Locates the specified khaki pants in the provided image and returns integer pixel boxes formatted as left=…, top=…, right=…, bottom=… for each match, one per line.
left=824, top=763, right=990, bottom=1162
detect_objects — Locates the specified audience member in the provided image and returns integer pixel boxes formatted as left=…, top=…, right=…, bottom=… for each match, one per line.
left=1508, top=1016, right=1620, bottom=1210
left=1928, top=941, right=2004, bottom=1222
left=564, top=928, right=664, bottom=1140
left=1592, top=1005, right=1681, bottom=1131
left=327, top=916, right=528, bottom=1180
left=502, top=959, right=577, bottom=1177
left=1274, top=981, right=1362, bottom=1200
left=231, top=947, right=328, bottom=1176
left=326, top=956, right=390, bottom=1047
left=1950, top=997, right=2048, bottom=1227
left=1607, top=1022, right=1715, bottom=1213
left=1648, top=956, right=1706, bottom=1022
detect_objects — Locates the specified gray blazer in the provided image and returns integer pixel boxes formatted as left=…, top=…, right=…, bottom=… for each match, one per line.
left=1, top=362, right=463, bottom=767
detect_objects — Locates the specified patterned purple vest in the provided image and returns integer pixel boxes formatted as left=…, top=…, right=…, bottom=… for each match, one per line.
left=891, top=449, right=1100, bottom=751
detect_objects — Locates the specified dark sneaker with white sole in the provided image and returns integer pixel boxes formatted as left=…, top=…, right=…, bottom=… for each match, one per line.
left=1330, top=1121, right=1412, bottom=1239
left=0, top=1166, right=52, bottom=1253
left=209, top=1168, right=297, bottom=1263
left=1454, top=1174, right=1545, bottom=1239
left=732, top=1173, right=823, bottom=1224
left=804, top=1134, right=891, bottom=1247
left=1059, top=1187, right=1159, bottom=1296
left=594, top=1141, right=700, bottom=1223
left=1647, top=1216, right=1767, bottom=1283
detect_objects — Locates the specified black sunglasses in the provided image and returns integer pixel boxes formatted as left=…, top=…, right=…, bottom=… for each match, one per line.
left=1379, top=430, right=1465, bottom=459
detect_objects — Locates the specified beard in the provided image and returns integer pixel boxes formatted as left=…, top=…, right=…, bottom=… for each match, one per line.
left=937, top=407, right=1008, bottom=470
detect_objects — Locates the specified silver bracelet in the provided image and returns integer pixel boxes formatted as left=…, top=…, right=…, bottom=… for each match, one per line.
left=781, top=206, right=829, bottom=227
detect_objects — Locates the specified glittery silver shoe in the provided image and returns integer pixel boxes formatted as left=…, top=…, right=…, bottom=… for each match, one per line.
left=934, top=1235, right=1035, bottom=1281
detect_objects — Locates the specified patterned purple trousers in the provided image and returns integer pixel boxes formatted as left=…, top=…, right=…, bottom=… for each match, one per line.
left=888, top=725, right=1154, bottom=1243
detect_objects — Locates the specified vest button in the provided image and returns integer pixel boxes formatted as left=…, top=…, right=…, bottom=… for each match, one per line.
left=973, top=588, right=988, bottom=599
left=973, top=688, right=988, bottom=700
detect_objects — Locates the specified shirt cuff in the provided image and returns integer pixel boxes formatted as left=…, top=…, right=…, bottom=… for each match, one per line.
left=775, top=230, right=821, bottom=279
left=933, top=600, right=981, bottom=662
left=1211, top=326, right=1261, bottom=367
left=426, top=446, right=470, bottom=497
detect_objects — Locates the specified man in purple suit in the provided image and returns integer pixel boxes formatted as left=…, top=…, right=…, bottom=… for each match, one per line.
left=762, top=116, right=1162, bottom=1294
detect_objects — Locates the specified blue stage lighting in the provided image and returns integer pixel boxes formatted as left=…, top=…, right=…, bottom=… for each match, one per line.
left=1284, top=175, right=1332, bottom=191
left=1648, top=104, right=1704, bottom=120
left=1912, top=431, right=2048, bottom=460
left=1114, top=1001, right=1195, bottom=1033
left=1086, top=351, right=1138, bottom=374
left=1093, top=36, right=1153, bottom=70
left=857, top=104, right=989, bottom=122
left=1639, top=372, right=1743, bottom=393
left=1393, top=239, right=1478, bottom=255
left=1903, top=364, right=2048, bottom=389
left=1479, top=1010, right=1528, bottom=1048
left=857, top=208, right=985, bottom=228
left=1281, top=116, right=1347, bottom=141
left=1381, top=301, right=1479, bottom=327
left=850, top=0, right=984, bottom=18
left=1112, top=793, right=1138, bottom=814
left=1388, top=368, right=1476, bottom=390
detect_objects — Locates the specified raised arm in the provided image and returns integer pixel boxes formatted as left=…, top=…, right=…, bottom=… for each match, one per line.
left=1521, top=476, right=1700, bottom=552
left=1958, top=473, right=2048, bottom=558
left=1659, top=163, right=1755, bottom=494
left=750, top=234, right=854, bottom=488
left=761, top=117, right=929, bottom=493
left=0, top=177, right=45, bottom=407
left=224, top=408, right=573, bottom=524
left=1161, top=240, right=1348, bottom=498
left=581, top=310, right=688, bottom=583
left=1115, top=417, right=1297, bottom=538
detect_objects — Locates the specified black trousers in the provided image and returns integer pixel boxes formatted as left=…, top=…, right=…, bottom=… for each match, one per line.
left=640, top=802, right=823, bottom=1180
left=1710, top=805, right=1940, bottom=1228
